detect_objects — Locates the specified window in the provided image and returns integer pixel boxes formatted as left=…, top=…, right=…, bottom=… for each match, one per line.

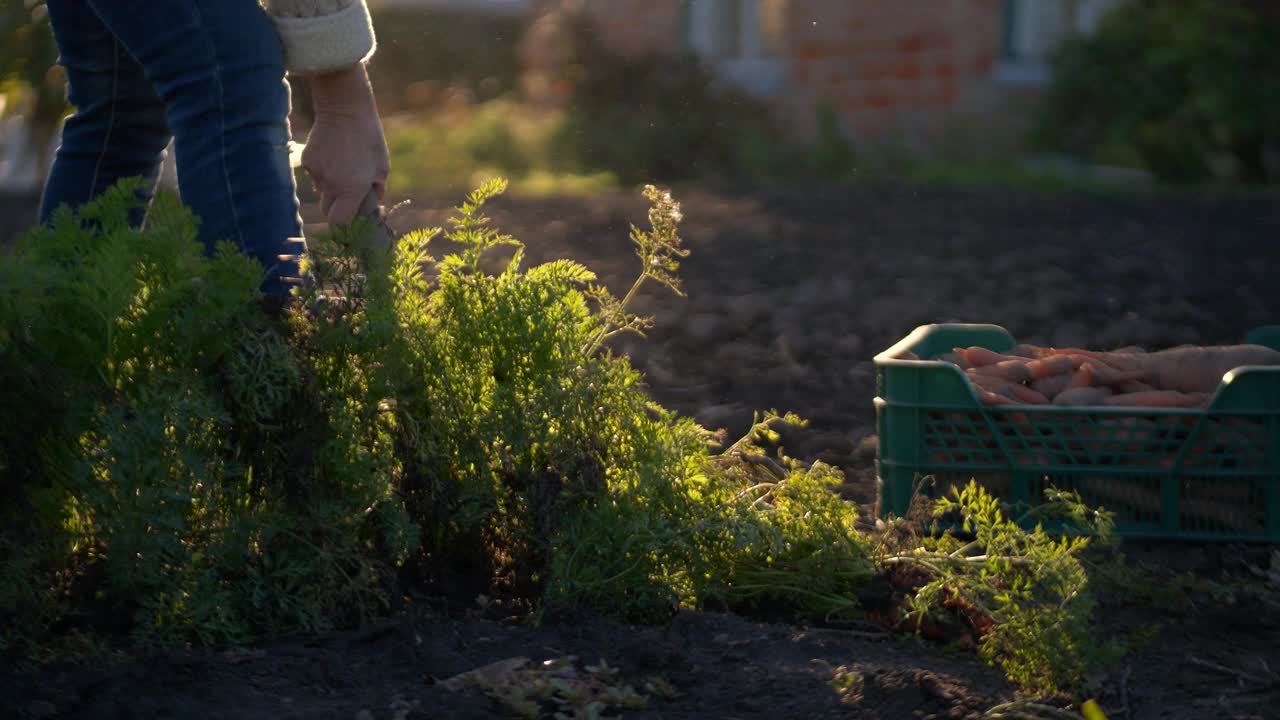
left=997, top=0, right=1126, bottom=86
left=684, top=0, right=788, bottom=97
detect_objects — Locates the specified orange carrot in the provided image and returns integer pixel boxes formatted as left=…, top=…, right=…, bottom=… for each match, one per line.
left=1101, top=391, right=1211, bottom=408
left=1013, top=344, right=1054, bottom=358
left=1066, top=364, right=1095, bottom=390
left=1138, top=344, right=1280, bottom=393
left=1082, top=363, right=1148, bottom=386
left=967, top=372, right=1049, bottom=404
left=972, top=359, right=1033, bottom=383
left=1053, top=386, right=1113, bottom=406
left=1048, top=344, right=1280, bottom=393
left=1026, top=355, right=1077, bottom=380
left=957, top=346, right=1016, bottom=368
left=1048, top=347, right=1116, bottom=363
left=1031, top=373, right=1072, bottom=400
left=1010, top=384, right=1051, bottom=404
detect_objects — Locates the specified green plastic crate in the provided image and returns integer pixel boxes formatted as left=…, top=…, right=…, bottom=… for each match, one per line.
left=874, top=324, right=1280, bottom=542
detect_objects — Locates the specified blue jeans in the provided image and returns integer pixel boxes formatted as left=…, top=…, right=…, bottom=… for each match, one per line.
left=41, top=0, right=302, bottom=296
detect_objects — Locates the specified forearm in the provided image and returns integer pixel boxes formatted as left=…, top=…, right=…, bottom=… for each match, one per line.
left=263, top=0, right=376, bottom=76
left=306, top=62, right=376, bottom=113
left=270, top=1, right=388, bottom=221
left=296, top=45, right=389, bottom=223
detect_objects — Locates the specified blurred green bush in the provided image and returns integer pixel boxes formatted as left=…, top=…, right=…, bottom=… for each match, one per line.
left=384, top=99, right=616, bottom=195
left=383, top=95, right=859, bottom=195
left=542, top=13, right=856, bottom=185
left=364, top=6, right=524, bottom=114
left=0, top=1, right=65, bottom=179
left=1033, top=0, right=1279, bottom=184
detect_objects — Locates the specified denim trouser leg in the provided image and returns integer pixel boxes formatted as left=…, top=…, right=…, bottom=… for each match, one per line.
left=41, top=0, right=303, bottom=296
left=39, top=3, right=170, bottom=229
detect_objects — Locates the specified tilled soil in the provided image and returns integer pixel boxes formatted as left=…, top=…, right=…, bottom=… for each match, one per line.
left=7, top=610, right=1013, bottom=720
left=4, top=183, right=1280, bottom=719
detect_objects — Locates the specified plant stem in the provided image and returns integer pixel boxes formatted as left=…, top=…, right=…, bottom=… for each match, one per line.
left=583, top=271, right=651, bottom=356
left=883, top=553, right=1032, bottom=567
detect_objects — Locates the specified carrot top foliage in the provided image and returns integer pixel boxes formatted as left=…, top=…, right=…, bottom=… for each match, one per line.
left=0, top=179, right=866, bottom=651
left=1, top=180, right=1110, bottom=697
left=0, top=181, right=414, bottom=652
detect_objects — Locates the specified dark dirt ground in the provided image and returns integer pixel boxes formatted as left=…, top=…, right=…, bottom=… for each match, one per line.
left=3, top=183, right=1280, bottom=719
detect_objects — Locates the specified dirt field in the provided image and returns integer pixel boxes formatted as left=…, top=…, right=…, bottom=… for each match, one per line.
left=3, top=183, right=1279, bottom=719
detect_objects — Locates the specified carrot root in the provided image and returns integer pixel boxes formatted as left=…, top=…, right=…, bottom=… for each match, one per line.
left=1066, top=364, right=1094, bottom=390
left=936, top=351, right=971, bottom=369
left=957, top=346, right=1015, bottom=368
left=1031, top=373, right=1072, bottom=400
left=1026, top=355, right=1077, bottom=380
left=1053, top=386, right=1114, bottom=407
left=971, top=359, right=1033, bottom=383
left=967, top=372, right=1049, bottom=404
left=1087, top=365, right=1148, bottom=386
left=1101, top=391, right=1211, bottom=408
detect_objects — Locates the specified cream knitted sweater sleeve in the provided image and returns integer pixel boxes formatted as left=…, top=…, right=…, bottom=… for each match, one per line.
left=264, top=0, right=376, bottom=75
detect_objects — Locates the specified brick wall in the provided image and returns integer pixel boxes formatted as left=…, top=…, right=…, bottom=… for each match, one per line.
left=527, top=0, right=1010, bottom=143
left=782, top=0, right=1005, bottom=140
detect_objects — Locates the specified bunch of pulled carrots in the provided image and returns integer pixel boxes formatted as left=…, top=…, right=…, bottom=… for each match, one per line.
left=933, top=343, right=1280, bottom=408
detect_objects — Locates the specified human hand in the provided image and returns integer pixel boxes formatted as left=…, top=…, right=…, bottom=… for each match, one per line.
left=302, top=63, right=390, bottom=224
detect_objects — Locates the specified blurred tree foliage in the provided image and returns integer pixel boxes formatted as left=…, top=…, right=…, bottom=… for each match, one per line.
left=0, top=1, right=59, bottom=108
left=362, top=7, right=524, bottom=115
left=1033, top=0, right=1279, bottom=184
left=0, top=1, right=64, bottom=178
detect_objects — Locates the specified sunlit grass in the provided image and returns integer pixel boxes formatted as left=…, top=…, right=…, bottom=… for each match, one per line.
left=900, top=157, right=1280, bottom=198
left=384, top=99, right=618, bottom=196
